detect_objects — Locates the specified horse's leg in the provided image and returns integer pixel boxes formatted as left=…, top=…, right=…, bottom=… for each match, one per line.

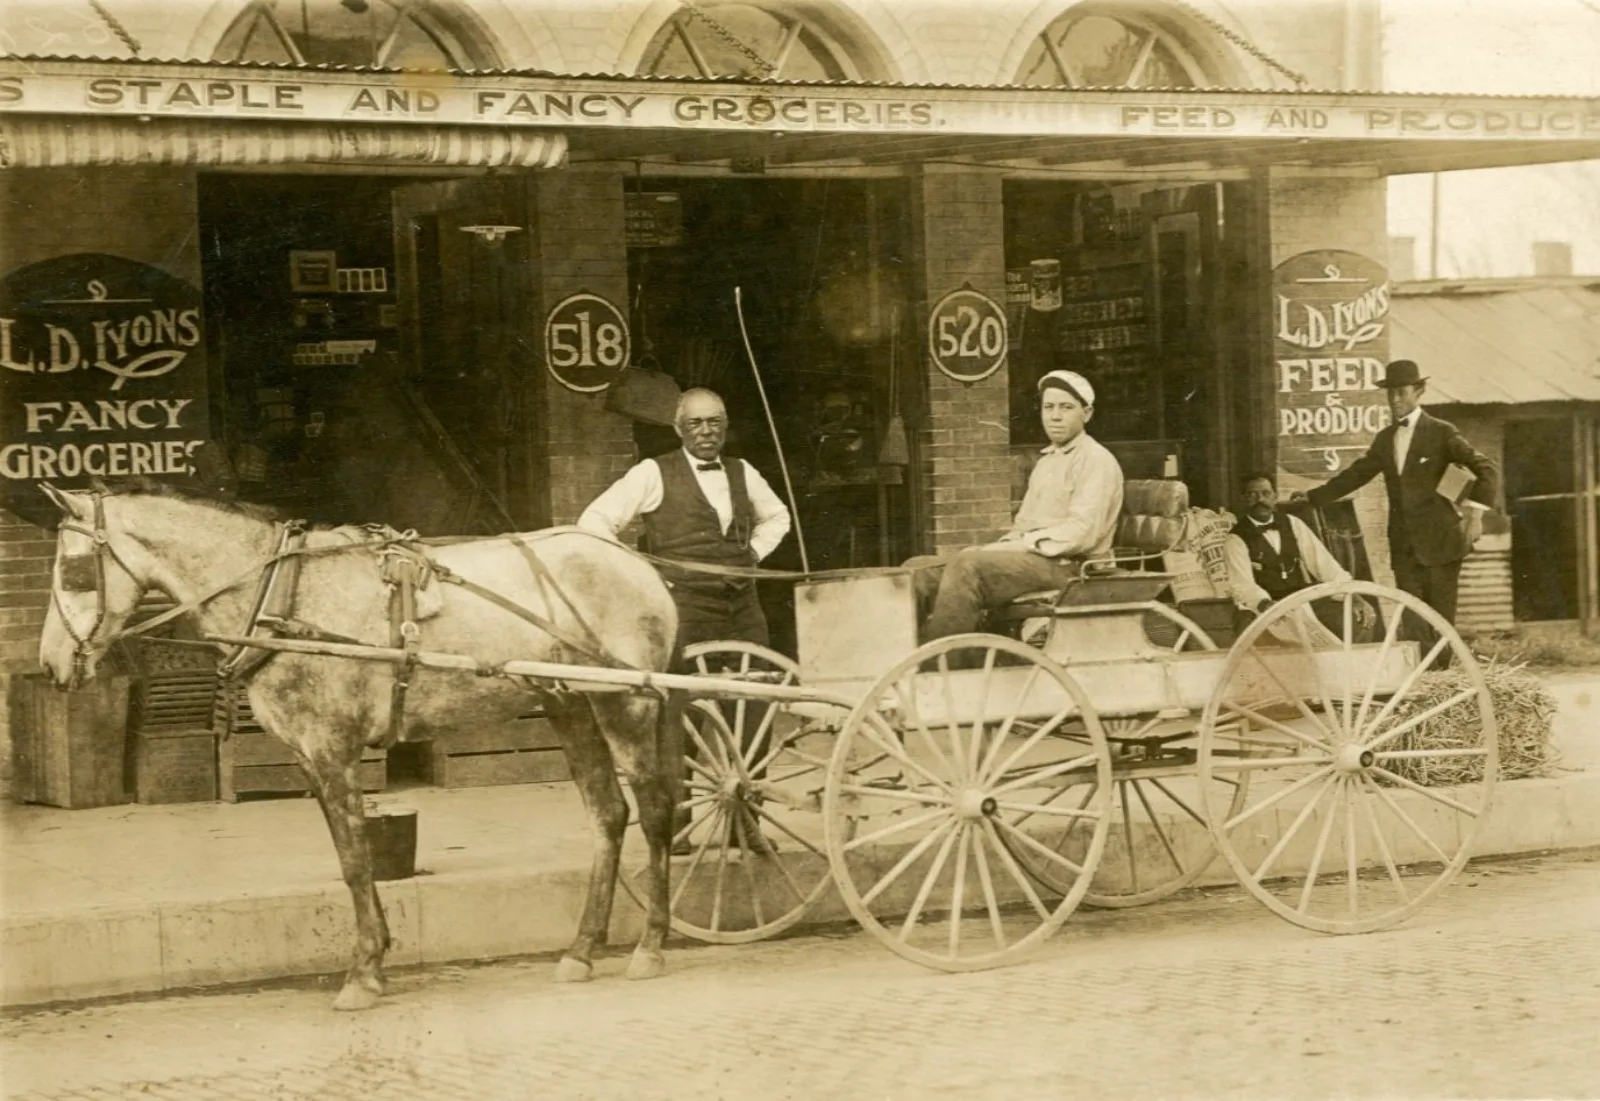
left=597, top=691, right=680, bottom=981
left=544, top=692, right=628, bottom=983
left=297, top=743, right=390, bottom=1010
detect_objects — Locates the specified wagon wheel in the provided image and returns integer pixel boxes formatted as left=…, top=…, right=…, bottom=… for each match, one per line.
left=1140, top=602, right=1219, bottom=654
left=622, top=641, right=842, bottom=944
left=1197, top=581, right=1498, bottom=934
left=822, top=634, right=1114, bottom=971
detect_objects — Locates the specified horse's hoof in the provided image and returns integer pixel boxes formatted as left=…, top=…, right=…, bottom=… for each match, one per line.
left=626, top=948, right=665, bottom=981
left=553, top=956, right=593, bottom=983
left=332, top=981, right=383, bottom=1012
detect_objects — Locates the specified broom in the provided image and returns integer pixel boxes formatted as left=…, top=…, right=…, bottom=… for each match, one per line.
left=878, top=306, right=909, bottom=468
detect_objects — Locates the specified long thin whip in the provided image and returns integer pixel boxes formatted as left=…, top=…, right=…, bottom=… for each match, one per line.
left=734, top=286, right=810, bottom=573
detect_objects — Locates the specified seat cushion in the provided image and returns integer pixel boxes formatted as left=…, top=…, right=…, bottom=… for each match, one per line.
left=1116, top=479, right=1190, bottom=555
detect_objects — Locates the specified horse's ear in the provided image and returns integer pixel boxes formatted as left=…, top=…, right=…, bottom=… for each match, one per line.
left=39, top=482, right=89, bottom=519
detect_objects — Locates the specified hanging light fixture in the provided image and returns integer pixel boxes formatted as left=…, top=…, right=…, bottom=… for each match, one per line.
left=460, top=224, right=523, bottom=247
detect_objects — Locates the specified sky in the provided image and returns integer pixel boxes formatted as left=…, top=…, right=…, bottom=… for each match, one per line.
left=1380, top=0, right=1600, bottom=276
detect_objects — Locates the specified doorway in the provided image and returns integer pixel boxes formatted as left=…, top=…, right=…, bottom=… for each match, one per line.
left=1505, top=416, right=1581, bottom=622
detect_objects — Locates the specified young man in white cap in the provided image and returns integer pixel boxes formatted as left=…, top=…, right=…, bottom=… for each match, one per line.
left=906, top=369, right=1124, bottom=640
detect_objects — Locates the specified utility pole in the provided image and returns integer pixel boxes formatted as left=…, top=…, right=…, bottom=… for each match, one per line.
left=1429, top=173, right=1441, bottom=278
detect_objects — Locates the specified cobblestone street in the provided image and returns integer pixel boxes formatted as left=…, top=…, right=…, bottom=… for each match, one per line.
left=4, top=849, right=1598, bottom=1100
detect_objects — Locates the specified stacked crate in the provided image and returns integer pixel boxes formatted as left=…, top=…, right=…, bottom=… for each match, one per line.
left=126, top=641, right=219, bottom=804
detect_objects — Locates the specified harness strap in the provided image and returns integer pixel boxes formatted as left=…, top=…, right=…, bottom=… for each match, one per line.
left=431, top=566, right=628, bottom=670
left=217, top=522, right=307, bottom=682
left=508, top=536, right=619, bottom=667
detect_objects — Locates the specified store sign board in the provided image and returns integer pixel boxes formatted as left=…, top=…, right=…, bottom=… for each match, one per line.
left=0, top=253, right=211, bottom=508
left=928, top=286, right=1007, bottom=385
left=544, top=292, right=630, bottom=393
left=624, top=192, right=684, bottom=249
left=1272, top=249, right=1391, bottom=476
left=2, top=63, right=1598, bottom=144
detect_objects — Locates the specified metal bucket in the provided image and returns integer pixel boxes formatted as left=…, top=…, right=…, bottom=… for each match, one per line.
left=364, top=806, right=418, bottom=881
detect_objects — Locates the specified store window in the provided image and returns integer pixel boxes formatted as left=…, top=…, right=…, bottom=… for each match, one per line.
left=213, top=0, right=493, bottom=69
left=638, top=3, right=854, bottom=81
left=1015, top=5, right=1213, bottom=88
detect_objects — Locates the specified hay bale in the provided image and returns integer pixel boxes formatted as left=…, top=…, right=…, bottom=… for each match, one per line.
left=1383, top=660, right=1559, bottom=785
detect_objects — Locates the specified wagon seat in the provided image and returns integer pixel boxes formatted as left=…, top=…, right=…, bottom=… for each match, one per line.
left=991, top=479, right=1205, bottom=665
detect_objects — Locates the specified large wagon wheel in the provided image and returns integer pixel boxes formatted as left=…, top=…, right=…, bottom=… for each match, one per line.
left=1197, top=580, right=1498, bottom=934
left=822, top=634, right=1114, bottom=971
left=1013, top=606, right=1245, bottom=908
left=622, top=641, right=842, bottom=944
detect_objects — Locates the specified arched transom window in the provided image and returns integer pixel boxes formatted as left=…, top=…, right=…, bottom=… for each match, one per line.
left=214, top=0, right=492, bottom=70
left=1017, top=7, right=1213, bottom=89
left=640, top=4, right=853, bottom=81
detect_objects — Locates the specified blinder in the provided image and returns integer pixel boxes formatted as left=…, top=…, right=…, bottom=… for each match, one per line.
left=58, top=553, right=100, bottom=592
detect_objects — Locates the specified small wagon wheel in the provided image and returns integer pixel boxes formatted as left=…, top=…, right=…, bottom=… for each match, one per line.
left=622, top=640, right=843, bottom=944
left=1010, top=605, right=1248, bottom=908
left=1197, top=580, right=1498, bottom=934
left=822, top=634, right=1114, bottom=971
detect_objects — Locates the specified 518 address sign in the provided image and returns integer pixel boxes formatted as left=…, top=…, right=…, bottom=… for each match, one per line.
left=544, top=291, right=630, bottom=393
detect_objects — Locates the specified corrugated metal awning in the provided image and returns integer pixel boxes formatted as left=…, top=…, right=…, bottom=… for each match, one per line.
left=0, top=116, right=566, bottom=169
left=1393, top=279, right=1600, bottom=405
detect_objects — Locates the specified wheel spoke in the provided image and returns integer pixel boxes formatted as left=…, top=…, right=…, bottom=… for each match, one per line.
left=1290, top=610, right=1342, bottom=742
left=1210, top=754, right=1336, bottom=774
left=857, top=711, right=952, bottom=793
left=861, top=818, right=956, bottom=908
left=1245, top=646, right=1339, bottom=745
left=894, top=670, right=960, bottom=783
left=994, top=798, right=1100, bottom=820
left=969, top=651, right=998, bottom=778
left=994, top=816, right=1086, bottom=880
left=976, top=662, right=1045, bottom=780
left=1361, top=773, right=1448, bottom=864
left=1353, top=596, right=1406, bottom=735
left=990, top=750, right=1101, bottom=797
left=1222, top=764, right=1335, bottom=832
left=685, top=754, right=721, bottom=786
left=837, top=782, right=950, bottom=809
left=709, top=809, right=735, bottom=932
left=1296, top=777, right=1344, bottom=914
left=683, top=716, right=731, bottom=775
left=1148, top=777, right=1205, bottom=827
left=1375, top=747, right=1488, bottom=761
left=947, top=825, right=974, bottom=957
left=979, top=817, right=1052, bottom=920
left=1356, top=778, right=1409, bottom=902
left=1364, top=688, right=1480, bottom=754
left=1369, top=766, right=1483, bottom=818
left=1344, top=776, right=1359, bottom=916
left=985, top=706, right=1077, bottom=787
left=1119, top=781, right=1138, bottom=894
left=1131, top=779, right=1184, bottom=876
left=1340, top=594, right=1356, bottom=738
left=672, top=806, right=724, bottom=909
left=970, top=822, right=1008, bottom=951
left=1008, top=778, right=1096, bottom=830
left=939, top=656, right=969, bottom=784
left=899, top=822, right=960, bottom=939
left=843, top=805, right=950, bottom=853
left=1253, top=771, right=1338, bottom=883
left=753, top=800, right=825, bottom=860
left=1221, top=701, right=1333, bottom=754
left=1360, top=636, right=1450, bottom=743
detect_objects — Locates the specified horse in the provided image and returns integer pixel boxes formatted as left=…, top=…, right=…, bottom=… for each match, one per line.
left=36, top=481, right=684, bottom=1010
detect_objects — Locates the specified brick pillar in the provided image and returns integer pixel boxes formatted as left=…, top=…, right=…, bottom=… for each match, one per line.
left=908, top=166, right=1012, bottom=555
left=1263, top=166, right=1394, bottom=583
left=525, top=169, right=637, bottom=526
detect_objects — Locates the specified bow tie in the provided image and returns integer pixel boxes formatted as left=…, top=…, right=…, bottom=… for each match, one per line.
left=696, top=461, right=723, bottom=472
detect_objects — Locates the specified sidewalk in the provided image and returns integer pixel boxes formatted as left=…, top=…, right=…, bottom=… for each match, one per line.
left=3, top=672, right=1599, bottom=1010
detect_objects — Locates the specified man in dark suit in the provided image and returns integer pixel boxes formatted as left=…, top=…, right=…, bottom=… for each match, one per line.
left=1294, top=360, right=1497, bottom=650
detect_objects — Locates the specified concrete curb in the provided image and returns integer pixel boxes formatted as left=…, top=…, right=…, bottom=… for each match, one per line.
left=5, top=769, right=1598, bottom=1009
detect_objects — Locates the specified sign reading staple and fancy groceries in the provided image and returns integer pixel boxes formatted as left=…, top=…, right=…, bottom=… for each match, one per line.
left=1272, top=250, right=1391, bottom=476
left=2, top=61, right=1597, bottom=144
left=0, top=254, right=211, bottom=507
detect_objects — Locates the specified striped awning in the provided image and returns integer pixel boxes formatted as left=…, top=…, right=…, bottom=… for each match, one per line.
left=0, top=116, right=566, bottom=169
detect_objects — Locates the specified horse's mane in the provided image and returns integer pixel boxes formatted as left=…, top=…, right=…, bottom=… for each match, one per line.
left=91, top=477, right=288, bottom=525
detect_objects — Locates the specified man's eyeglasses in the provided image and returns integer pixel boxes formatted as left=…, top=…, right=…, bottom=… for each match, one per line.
left=682, top=417, right=726, bottom=432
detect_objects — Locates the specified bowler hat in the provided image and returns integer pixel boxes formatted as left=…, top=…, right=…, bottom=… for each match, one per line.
left=1379, top=360, right=1428, bottom=389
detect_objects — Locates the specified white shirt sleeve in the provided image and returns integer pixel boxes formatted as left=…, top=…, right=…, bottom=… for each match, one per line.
left=577, top=460, right=663, bottom=542
left=1223, top=533, right=1270, bottom=612
left=739, top=461, right=792, bottom=562
left=1288, top=514, right=1352, bottom=587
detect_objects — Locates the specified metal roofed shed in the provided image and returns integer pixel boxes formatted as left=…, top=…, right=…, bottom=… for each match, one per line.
left=1393, top=278, right=1600, bottom=629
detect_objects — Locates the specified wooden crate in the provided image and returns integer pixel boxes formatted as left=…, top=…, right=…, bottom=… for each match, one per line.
left=214, top=684, right=386, bottom=801
left=133, top=728, right=218, bottom=804
left=424, top=713, right=571, bottom=788
left=8, top=674, right=131, bottom=809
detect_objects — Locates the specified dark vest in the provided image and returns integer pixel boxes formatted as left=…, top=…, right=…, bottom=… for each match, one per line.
left=644, top=450, right=755, bottom=598
left=1235, top=512, right=1307, bottom=601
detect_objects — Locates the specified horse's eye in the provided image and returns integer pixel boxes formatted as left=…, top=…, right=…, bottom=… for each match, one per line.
left=58, top=554, right=98, bottom=592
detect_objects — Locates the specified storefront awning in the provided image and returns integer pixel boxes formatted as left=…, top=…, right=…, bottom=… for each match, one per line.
left=1, top=56, right=1596, bottom=175
left=0, top=116, right=565, bottom=169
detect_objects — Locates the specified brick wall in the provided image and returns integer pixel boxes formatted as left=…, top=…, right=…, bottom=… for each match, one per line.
left=526, top=169, right=637, bottom=526
left=907, top=166, right=1013, bottom=555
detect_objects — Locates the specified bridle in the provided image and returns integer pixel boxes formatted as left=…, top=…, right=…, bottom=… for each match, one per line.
left=51, top=492, right=142, bottom=684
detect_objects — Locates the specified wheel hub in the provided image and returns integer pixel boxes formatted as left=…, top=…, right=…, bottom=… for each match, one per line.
left=956, top=789, right=998, bottom=820
left=1334, top=743, right=1377, bottom=774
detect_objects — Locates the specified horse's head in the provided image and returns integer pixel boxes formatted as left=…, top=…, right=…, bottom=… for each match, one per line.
left=38, top=483, right=148, bottom=690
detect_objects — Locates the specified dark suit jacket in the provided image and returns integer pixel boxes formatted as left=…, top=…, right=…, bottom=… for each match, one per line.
left=1306, top=410, right=1497, bottom=567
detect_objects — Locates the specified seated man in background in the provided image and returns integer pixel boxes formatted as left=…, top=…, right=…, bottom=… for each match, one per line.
left=905, top=370, right=1123, bottom=641
left=1225, top=471, right=1374, bottom=646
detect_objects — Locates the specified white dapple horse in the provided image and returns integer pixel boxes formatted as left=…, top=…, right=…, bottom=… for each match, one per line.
left=37, top=483, right=683, bottom=1010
